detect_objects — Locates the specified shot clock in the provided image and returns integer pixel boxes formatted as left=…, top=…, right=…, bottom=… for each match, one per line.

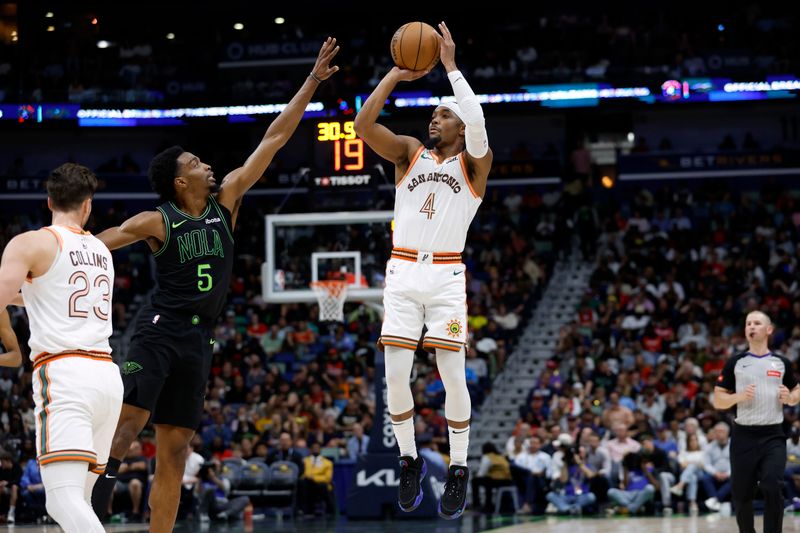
left=313, top=120, right=379, bottom=189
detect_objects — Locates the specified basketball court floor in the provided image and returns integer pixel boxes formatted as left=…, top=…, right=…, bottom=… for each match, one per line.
left=7, top=513, right=800, bottom=532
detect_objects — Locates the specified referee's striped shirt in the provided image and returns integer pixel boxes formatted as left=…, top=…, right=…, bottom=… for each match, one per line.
left=717, top=351, right=798, bottom=426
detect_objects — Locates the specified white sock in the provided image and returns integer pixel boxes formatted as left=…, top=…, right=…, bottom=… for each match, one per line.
left=392, top=417, right=417, bottom=459
left=449, top=425, right=470, bottom=466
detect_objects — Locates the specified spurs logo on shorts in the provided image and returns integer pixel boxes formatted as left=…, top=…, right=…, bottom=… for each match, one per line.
left=446, top=319, right=463, bottom=338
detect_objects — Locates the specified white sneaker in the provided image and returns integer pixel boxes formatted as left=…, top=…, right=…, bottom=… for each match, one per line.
left=670, top=484, right=683, bottom=496
left=545, top=503, right=558, bottom=514
left=704, top=497, right=721, bottom=512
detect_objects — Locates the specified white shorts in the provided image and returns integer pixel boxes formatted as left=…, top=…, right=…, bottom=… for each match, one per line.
left=31, top=353, right=123, bottom=474
left=379, top=255, right=467, bottom=353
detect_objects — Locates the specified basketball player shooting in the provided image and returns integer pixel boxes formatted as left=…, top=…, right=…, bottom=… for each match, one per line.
left=354, top=22, right=492, bottom=519
left=0, top=165, right=122, bottom=533
left=89, top=38, right=339, bottom=532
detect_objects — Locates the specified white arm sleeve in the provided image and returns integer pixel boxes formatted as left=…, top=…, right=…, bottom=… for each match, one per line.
left=448, top=70, right=489, bottom=158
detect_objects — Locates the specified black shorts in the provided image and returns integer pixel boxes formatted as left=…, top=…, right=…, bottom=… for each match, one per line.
left=121, top=307, right=214, bottom=430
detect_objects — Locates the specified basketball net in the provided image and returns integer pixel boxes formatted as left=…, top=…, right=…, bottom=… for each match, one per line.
left=310, top=280, right=348, bottom=322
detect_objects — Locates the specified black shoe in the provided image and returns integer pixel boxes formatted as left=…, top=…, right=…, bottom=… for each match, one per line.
left=398, top=455, right=427, bottom=512
left=439, top=465, right=469, bottom=519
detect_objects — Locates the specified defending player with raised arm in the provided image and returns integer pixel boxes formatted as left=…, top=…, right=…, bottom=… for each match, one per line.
left=0, top=309, right=21, bottom=367
left=354, top=22, right=491, bottom=520
left=89, top=38, right=339, bottom=533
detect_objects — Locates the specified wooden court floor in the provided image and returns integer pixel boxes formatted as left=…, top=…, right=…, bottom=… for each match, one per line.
left=6, top=513, right=800, bottom=532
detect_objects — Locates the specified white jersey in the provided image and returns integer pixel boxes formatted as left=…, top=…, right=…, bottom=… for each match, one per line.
left=394, top=146, right=482, bottom=252
left=22, top=225, right=114, bottom=360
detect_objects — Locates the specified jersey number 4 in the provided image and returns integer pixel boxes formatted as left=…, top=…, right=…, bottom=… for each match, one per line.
left=419, top=193, right=436, bottom=220
left=69, top=272, right=111, bottom=320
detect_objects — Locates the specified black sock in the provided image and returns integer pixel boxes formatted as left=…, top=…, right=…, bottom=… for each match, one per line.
left=91, top=456, right=122, bottom=521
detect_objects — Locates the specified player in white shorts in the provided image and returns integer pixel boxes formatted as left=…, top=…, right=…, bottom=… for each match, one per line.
left=0, top=163, right=122, bottom=532
left=354, top=22, right=492, bottom=519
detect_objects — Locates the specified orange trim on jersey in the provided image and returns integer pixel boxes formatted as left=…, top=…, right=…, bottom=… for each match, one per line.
left=54, top=225, right=91, bottom=235
left=390, top=248, right=462, bottom=264
left=459, top=153, right=480, bottom=199
left=37, top=364, right=53, bottom=456
left=429, top=150, right=444, bottom=165
left=396, top=145, right=425, bottom=188
left=42, top=226, right=63, bottom=250
left=380, top=338, right=419, bottom=350
left=423, top=340, right=464, bottom=352
left=91, top=466, right=106, bottom=475
left=33, top=350, right=113, bottom=370
left=39, top=449, right=98, bottom=469
left=377, top=334, right=420, bottom=352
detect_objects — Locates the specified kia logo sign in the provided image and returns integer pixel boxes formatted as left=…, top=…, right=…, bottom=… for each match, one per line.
left=356, top=468, right=399, bottom=487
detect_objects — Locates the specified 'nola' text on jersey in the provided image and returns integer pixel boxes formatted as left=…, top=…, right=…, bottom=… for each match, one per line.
left=177, top=228, right=225, bottom=264
left=407, top=171, right=462, bottom=194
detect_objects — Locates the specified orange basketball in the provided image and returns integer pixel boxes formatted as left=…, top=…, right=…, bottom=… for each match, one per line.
left=390, top=21, right=440, bottom=71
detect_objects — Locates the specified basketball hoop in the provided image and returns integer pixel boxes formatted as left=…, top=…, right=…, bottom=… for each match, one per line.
left=310, top=280, right=348, bottom=322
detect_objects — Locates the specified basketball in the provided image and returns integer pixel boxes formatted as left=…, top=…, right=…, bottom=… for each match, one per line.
left=390, top=21, right=440, bottom=71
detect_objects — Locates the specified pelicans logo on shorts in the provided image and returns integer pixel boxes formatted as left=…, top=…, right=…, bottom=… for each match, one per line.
left=446, top=319, right=463, bottom=338
left=122, top=361, right=143, bottom=375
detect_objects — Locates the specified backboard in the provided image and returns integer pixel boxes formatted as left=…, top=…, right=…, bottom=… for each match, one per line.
left=262, top=211, right=393, bottom=304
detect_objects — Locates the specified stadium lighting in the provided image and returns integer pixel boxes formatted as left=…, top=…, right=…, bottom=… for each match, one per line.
left=601, top=175, right=615, bottom=189
left=46, top=26, right=55, bottom=32
left=627, top=132, right=635, bottom=142
left=234, top=23, right=244, bottom=30
left=96, top=40, right=111, bottom=49
left=91, top=17, right=98, bottom=25
left=166, top=32, right=175, bottom=40
left=45, top=12, right=54, bottom=18
left=275, top=17, right=285, bottom=24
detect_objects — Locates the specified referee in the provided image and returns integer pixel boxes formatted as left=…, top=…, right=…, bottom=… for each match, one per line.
left=713, top=310, right=800, bottom=533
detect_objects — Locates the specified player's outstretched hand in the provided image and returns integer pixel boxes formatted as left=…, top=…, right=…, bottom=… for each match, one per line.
left=437, top=22, right=456, bottom=71
left=311, top=37, right=340, bottom=81
left=389, top=66, right=432, bottom=82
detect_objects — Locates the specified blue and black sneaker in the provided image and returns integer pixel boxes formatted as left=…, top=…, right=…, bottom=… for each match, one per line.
left=438, top=465, right=469, bottom=519
left=398, top=455, right=427, bottom=512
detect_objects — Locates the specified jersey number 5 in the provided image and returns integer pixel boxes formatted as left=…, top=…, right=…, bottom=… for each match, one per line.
left=69, top=272, right=111, bottom=320
left=197, top=264, right=213, bottom=292
left=419, top=193, right=436, bottom=220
